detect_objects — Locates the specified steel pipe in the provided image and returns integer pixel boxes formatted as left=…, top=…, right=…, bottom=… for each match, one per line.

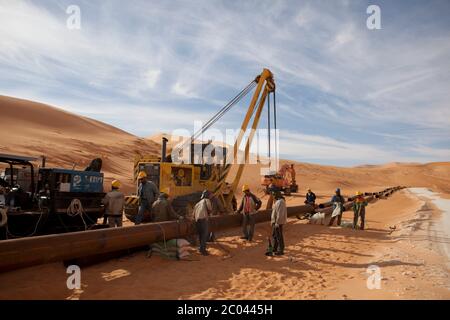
left=0, top=204, right=315, bottom=273
left=0, top=187, right=403, bottom=273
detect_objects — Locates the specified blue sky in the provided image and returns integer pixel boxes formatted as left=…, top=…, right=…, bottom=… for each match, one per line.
left=1, top=0, right=449, bottom=165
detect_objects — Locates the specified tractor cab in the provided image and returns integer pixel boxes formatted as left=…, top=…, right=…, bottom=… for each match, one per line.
left=125, top=140, right=230, bottom=221
left=0, top=154, right=39, bottom=211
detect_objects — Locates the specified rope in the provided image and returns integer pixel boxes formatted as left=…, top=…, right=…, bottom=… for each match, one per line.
left=67, top=198, right=87, bottom=230
left=0, top=208, right=7, bottom=227
left=155, top=223, right=167, bottom=249
left=5, top=209, right=46, bottom=239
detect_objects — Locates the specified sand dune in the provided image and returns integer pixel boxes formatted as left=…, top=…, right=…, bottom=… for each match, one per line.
left=0, top=95, right=160, bottom=194
left=0, top=96, right=449, bottom=299
left=1, top=95, right=449, bottom=198
left=0, top=189, right=448, bottom=299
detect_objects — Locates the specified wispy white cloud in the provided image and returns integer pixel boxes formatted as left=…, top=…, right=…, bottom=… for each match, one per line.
left=0, top=0, right=449, bottom=165
left=278, top=130, right=448, bottom=164
left=279, top=131, right=395, bottom=163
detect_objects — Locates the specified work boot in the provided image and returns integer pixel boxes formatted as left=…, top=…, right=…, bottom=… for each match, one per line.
left=274, top=251, right=284, bottom=256
left=200, top=250, right=209, bottom=256
left=240, top=236, right=248, bottom=240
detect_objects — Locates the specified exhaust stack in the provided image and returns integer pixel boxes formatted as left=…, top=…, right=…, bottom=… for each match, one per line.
left=161, top=137, right=168, bottom=162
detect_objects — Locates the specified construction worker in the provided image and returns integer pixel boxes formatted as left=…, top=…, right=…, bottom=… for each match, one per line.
left=102, top=180, right=125, bottom=228
left=353, top=191, right=368, bottom=230
left=328, top=188, right=345, bottom=226
left=270, top=191, right=287, bottom=255
left=236, top=184, right=262, bottom=241
left=135, top=171, right=159, bottom=225
left=305, top=188, right=316, bottom=206
left=193, top=190, right=212, bottom=256
left=152, top=192, right=179, bottom=222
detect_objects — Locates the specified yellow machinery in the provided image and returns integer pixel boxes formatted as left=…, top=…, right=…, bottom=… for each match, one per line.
left=124, top=68, right=276, bottom=221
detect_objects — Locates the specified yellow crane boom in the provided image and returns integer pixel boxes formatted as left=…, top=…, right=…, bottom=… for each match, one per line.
left=219, top=68, right=275, bottom=209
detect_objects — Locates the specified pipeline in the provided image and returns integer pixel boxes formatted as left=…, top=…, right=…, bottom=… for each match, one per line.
left=0, top=205, right=314, bottom=272
left=0, top=187, right=404, bottom=273
left=318, top=186, right=403, bottom=208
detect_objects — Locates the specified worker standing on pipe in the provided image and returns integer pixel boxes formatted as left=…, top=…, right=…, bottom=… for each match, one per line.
left=270, top=191, right=287, bottom=256
left=328, top=188, right=345, bottom=226
left=236, top=184, right=262, bottom=241
left=304, top=188, right=316, bottom=206
left=353, top=191, right=368, bottom=230
left=135, top=171, right=159, bottom=225
left=102, top=180, right=125, bottom=228
left=193, top=190, right=212, bottom=256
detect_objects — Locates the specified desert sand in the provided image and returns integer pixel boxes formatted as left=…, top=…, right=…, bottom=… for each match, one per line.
left=0, top=95, right=160, bottom=194
left=0, top=189, right=448, bottom=300
left=0, top=96, right=449, bottom=299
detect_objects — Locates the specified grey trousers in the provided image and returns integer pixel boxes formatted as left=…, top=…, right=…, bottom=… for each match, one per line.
left=108, top=216, right=123, bottom=228
left=242, top=213, right=255, bottom=241
left=353, top=208, right=366, bottom=230
left=272, top=224, right=284, bottom=253
left=196, top=218, right=209, bottom=253
left=136, top=200, right=152, bottom=225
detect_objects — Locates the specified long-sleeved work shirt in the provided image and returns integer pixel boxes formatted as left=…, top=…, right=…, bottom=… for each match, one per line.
left=138, top=180, right=159, bottom=204
left=271, top=198, right=287, bottom=225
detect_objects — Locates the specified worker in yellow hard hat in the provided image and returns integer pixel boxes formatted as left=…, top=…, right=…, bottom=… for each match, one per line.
left=135, top=170, right=159, bottom=225
left=111, top=180, right=121, bottom=189
left=101, top=179, right=125, bottom=228
left=137, top=171, right=147, bottom=180
left=236, top=184, right=261, bottom=241
left=353, top=191, right=368, bottom=230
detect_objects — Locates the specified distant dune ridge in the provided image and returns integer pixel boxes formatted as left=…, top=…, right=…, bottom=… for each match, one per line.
left=1, top=95, right=450, bottom=300
left=1, top=95, right=449, bottom=196
left=0, top=95, right=159, bottom=193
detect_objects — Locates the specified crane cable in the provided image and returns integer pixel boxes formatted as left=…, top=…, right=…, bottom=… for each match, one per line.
left=273, top=90, right=278, bottom=169
left=267, top=92, right=271, bottom=163
left=67, top=198, right=87, bottom=230
left=189, top=80, right=257, bottom=143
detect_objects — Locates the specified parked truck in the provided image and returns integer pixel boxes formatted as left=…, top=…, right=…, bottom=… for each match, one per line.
left=0, top=154, right=105, bottom=239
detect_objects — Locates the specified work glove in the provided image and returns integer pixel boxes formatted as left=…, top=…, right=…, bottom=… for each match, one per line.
left=274, top=223, right=279, bottom=228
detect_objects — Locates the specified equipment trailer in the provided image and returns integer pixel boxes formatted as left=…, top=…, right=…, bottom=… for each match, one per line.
left=0, top=154, right=105, bottom=239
